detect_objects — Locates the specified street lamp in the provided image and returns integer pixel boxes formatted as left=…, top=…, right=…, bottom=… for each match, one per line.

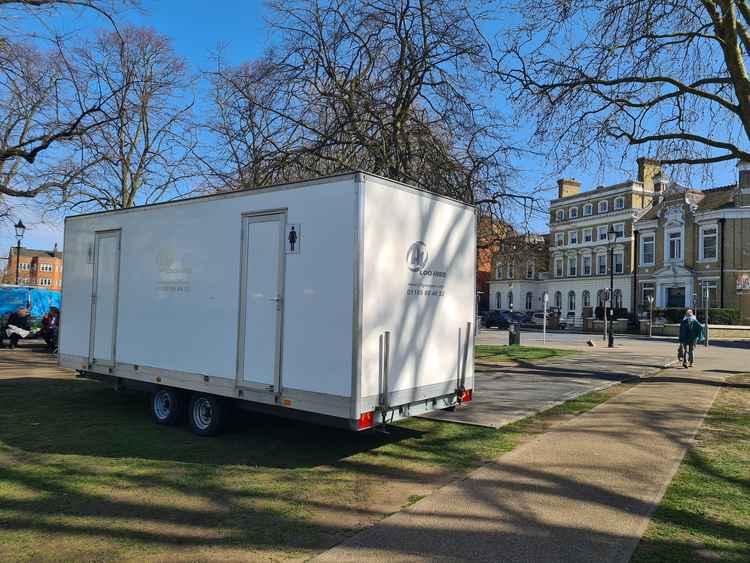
left=607, top=224, right=619, bottom=348
left=14, top=219, right=26, bottom=286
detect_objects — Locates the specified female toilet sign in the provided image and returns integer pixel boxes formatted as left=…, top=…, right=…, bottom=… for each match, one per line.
left=286, top=223, right=301, bottom=254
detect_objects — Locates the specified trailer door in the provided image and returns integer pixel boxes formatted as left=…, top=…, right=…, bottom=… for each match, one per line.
left=237, top=212, right=285, bottom=391
left=89, top=230, right=121, bottom=367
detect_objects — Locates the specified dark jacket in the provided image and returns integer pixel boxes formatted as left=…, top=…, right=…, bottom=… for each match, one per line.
left=8, top=312, right=32, bottom=331
left=679, top=317, right=702, bottom=344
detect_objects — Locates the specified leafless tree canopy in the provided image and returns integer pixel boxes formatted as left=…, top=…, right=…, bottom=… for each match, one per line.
left=62, top=26, right=198, bottom=210
left=208, top=0, right=533, bottom=228
left=503, top=0, right=750, bottom=169
left=0, top=0, right=132, bottom=204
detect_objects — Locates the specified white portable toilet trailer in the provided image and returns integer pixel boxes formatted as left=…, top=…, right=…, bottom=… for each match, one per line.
left=58, top=172, right=476, bottom=435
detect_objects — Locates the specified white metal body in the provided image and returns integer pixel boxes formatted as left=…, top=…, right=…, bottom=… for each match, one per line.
left=59, top=172, right=476, bottom=428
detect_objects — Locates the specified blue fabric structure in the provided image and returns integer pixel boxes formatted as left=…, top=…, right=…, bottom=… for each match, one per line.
left=0, top=286, right=61, bottom=317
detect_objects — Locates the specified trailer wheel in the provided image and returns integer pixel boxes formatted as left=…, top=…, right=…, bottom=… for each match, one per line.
left=151, top=387, right=185, bottom=425
left=189, top=393, right=224, bottom=436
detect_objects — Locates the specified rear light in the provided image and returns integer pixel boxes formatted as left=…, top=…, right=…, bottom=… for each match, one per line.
left=357, top=410, right=374, bottom=430
left=460, top=389, right=473, bottom=403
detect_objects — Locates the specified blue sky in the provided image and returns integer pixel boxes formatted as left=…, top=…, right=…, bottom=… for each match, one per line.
left=1, top=1, right=741, bottom=259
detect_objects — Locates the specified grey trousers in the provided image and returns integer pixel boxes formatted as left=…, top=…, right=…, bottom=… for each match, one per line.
left=679, top=343, right=695, bottom=365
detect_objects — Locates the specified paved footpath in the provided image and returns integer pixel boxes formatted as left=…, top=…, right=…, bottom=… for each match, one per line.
left=316, top=366, right=729, bottom=562
left=423, top=347, right=671, bottom=428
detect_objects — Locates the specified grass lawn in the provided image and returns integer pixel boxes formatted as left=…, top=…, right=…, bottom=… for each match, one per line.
left=474, top=344, right=576, bottom=364
left=0, top=355, right=619, bottom=561
left=632, top=374, right=750, bottom=563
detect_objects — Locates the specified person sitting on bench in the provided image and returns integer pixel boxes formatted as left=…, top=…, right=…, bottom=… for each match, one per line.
left=5, top=308, right=33, bottom=349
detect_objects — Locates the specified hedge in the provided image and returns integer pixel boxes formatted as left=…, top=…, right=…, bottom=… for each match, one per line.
left=652, top=308, right=741, bottom=325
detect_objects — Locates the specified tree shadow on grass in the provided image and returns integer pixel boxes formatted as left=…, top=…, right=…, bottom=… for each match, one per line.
left=0, top=376, right=421, bottom=469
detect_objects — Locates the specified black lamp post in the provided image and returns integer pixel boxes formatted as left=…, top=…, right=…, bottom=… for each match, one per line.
left=14, top=219, right=26, bottom=285
left=607, top=225, right=619, bottom=348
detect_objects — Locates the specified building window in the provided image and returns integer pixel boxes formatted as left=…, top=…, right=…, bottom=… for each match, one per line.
left=582, top=290, right=591, bottom=308
left=507, top=263, right=514, bottom=279
left=507, top=291, right=514, bottom=309
left=583, top=203, right=593, bottom=216
left=525, top=291, right=533, bottom=311
left=568, top=291, right=576, bottom=312
left=598, top=200, right=608, bottom=213
left=598, top=226, right=608, bottom=241
left=526, top=260, right=534, bottom=280
left=40, top=278, right=52, bottom=286
left=495, top=292, right=501, bottom=310
left=556, top=209, right=564, bottom=221
left=597, top=254, right=607, bottom=274
left=555, top=232, right=564, bottom=247
left=555, top=257, right=564, bottom=278
left=40, top=263, right=53, bottom=272
left=614, top=223, right=625, bottom=238
left=570, top=207, right=578, bottom=219
left=554, top=291, right=562, bottom=309
left=495, top=264, right=503, bottom=279
left=700, top=226, right=718, bottom=261
left=640, top=234, right=655, bottom=266
left=568, top=256, right=577, bottom=276
left=582, top=255, right=592, bottom=276
left=583, top=228, right=593, bottom=242
left=569, top=231, right=578, bottom=245
left=597, top=289, right=605, bottom=306
left=614, top=251, right=624, bottom=274
left=614, top=196, right=625, bottom=210
left=668, top=231, right=682, bottom=261
left=613, top=289, right=623, bottom=309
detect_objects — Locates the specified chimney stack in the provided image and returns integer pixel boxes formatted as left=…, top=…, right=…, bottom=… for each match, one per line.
left=53, top=242, right=58, bottom=254
left=637, top=157, right=662, bottom=192
left=557, top=178, right=582, bottom=199
left=737, top=161, right=750, bottom=206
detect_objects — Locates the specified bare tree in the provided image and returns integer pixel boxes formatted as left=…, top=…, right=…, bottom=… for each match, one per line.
left=63, top=26, right=199, bottom=210
left=208, top=0, right=537, bottom=232
left=0, top=0, right=132, bottom=200
left=503, top=0, right=750, bottom=169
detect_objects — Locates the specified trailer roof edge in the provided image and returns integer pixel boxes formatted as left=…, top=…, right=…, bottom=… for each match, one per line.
left=64, top=171, right=475, bottom=222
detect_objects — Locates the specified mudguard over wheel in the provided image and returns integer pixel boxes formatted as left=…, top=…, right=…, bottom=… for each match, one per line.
left=188, top=393, right=225, bottom=436
left=151, top=387, right=185, bottom=426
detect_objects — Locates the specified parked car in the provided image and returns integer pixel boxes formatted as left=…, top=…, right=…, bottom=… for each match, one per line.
left=530, top=311, right=566, bottom=329
left=483, top=310, right=510, bottom=329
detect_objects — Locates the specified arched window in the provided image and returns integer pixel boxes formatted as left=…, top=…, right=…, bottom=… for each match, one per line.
left=554, top=291, right=562, bottom=309
left=568, top=291, right=576, bottom=311
left=525, top=291, right=533, bottom=311
left=507, top=291, right=514, bottom=309
left=597, top=289, right=605, bottom=306
left=614, top=289, right=623, bottom=309
left=582, top=290, right=591, bottom=308
left=495, top=292, right=501, bottom=310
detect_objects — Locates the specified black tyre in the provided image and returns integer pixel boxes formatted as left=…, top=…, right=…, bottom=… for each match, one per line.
left=151, top=387, right=185, bottom=426
left=188, top=393, right=225, bottom=436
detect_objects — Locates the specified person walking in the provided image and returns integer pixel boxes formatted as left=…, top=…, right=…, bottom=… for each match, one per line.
left=678, top=308, right=703, bottom=368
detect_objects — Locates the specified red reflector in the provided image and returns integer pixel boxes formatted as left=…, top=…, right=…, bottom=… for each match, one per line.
left=461, top=389, right=473, bottom=402
left=357, top=411, right=375, bottom=430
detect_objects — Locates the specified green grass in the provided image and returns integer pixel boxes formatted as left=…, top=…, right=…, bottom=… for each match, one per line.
left=0, top=370, right=618, bottom=561
left=474, top=344, right=576, bottom=364
left=632, top=374, right=750, bottom=563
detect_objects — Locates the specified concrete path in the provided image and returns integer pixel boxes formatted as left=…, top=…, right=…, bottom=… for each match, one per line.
left=423, top=348, right=671, bottom=428
left=316, top=367, right=727, bottom=562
